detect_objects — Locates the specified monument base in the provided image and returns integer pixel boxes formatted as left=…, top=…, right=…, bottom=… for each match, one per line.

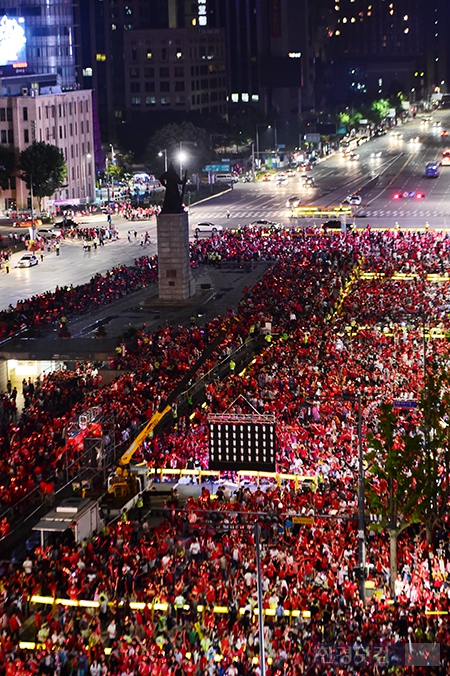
left=157, top=211, right=195, bottom=301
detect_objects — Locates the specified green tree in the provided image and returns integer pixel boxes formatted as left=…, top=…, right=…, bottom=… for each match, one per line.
left=366, top=403, right=423, bottom=596
left=370, top=98, right=390, bottom=124
left=415, top=352, right=450, bottom=544
left=0, top=146, right=16, bottom=190
left=19, top=142, right=66, bottom=212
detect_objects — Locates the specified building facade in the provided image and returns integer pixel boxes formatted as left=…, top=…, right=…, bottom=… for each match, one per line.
left=0, top=0, right=78, bottom=90
left=82, top=0, right=316, bottom=145
left=0, top=87, right=95, bottom=210
left=123, top=27, right=227, bottom=116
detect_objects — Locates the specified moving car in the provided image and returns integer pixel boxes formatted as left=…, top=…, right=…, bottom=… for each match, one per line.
left=36, top=228, right=63, bottom=240
left=425, top=162, right=439, bottom=178
left=370, top=151, right=382, bottom=158
left=195, top=222, right=223, bottom=235
left=55, top=218, right=78, bottom=229
left=286, top=196, right=301, bottom=208
left=300, top=175, right=315, bottom=187
left=343, top=194, right=362, bottom=206
left=12, top=218, right=43, bottom=228
left=16, top=254, right=39, bottom=268
left=348, top=152, right=359, bottom=161
left=410, top=136, right=420, bottom=144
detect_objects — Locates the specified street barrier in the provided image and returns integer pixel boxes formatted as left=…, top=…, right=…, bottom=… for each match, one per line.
left=290, top=205, right=353, bottom=219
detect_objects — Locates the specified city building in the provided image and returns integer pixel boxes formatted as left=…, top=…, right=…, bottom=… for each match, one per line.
left=81, top=0, right=316, bottom=147
left=0, top=82, right=95, bottom=210
left=327, top=0, right=449, bottom=101
left=123, top=27, right=227, bottom=116
left=0, top=0, right=78, bottom=89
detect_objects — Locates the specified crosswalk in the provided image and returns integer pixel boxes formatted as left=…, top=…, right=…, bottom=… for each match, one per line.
left=359, top=209, right=449, bottom=218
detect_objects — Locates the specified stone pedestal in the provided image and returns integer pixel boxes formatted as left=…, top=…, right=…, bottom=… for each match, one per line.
left=157, top=211, right=196, bottom=301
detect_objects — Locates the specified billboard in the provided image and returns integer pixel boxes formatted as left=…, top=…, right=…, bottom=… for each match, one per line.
left=208, top=414, right=276, bottom=472
left=0, top=15, right=26, bottom=66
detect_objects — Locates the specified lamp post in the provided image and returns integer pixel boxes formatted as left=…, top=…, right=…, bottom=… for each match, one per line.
left=82, top=153, right=92, bottom=203
left=255, top=124, right=269, bottom=170
left=158, top=149, right=168, bottom=172
left=178, top=141, right=197, bottom=178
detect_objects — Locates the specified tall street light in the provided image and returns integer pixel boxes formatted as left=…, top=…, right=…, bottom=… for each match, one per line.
left=82, top=153, right=92, bottom=203
left=158, top=149, right=168, bottom=172
left=178, top=141, right=197, bottom=177
left=255, top=124, right=269, bottom=170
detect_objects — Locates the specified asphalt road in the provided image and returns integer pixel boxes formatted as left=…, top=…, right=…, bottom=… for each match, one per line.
left=2, top=110, right=450, bottom=313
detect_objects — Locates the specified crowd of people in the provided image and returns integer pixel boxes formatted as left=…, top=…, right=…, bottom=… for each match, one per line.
left=0, top=259, right=158, bottom=341
left=0, top=226, right=449, bottom=674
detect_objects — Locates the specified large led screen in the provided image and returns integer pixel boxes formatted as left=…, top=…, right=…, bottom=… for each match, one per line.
left=0, top=15, right=26, bottom=66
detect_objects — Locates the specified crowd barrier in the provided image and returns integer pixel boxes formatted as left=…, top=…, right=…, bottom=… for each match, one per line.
left=147, top=467, right=317, bottom=490
left=290, top=206, right=353, bottom=219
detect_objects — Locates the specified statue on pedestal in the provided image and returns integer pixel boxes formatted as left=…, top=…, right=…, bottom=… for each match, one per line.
left=159, top=163, right=187, bottom=214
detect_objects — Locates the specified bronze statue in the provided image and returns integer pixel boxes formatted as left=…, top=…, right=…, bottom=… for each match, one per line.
left=159, top=163, right=187, bottom=214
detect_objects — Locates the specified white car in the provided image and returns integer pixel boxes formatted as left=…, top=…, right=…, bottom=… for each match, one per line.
left=17, top=254, right=39, bottom=268
left=195, top=222, right=223, bottom=236
left=370, top=151, right=382, bottom=158
left=344, top=194, right=362, bottom=206
left=36, top=228, right=63, bottom=240
left=286, top=196, right=301, bottom=208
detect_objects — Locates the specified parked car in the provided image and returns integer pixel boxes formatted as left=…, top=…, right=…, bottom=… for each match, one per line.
left=16, top=254, right=39, bottom=268
left=195, top=222, right=223, bottom=235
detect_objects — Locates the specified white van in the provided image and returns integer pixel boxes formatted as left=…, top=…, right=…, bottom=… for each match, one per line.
left=215, top=173, right=237, bottom=183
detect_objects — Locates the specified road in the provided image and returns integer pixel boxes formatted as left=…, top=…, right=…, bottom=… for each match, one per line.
left=1, top=109, right=450, bottom=312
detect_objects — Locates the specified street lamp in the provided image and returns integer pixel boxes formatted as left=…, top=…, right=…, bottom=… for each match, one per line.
left=82, top=153, right=92, bottom=203
left=178, top=141, right=197, bottom=178
left=158, top=149, right=168, bottom=172
left=255, top=124, right=270, bottom=170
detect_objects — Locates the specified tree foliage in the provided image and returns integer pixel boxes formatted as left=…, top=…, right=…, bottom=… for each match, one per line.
left=366, top=402, right=423, bottom=594
left=415, top=354, right=450, bottom=542
left=19, top=141, right=67, bottom=210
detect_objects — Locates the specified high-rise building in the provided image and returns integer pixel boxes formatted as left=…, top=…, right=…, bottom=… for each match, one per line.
left=0, top=0, right=78, bottom=89
left=82, top=0, right=318, bottom=147
left=326, top=0, right=448, bottom=101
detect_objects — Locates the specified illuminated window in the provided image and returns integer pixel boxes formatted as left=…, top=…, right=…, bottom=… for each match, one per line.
left=96, top=53, right=106, bottom=61
left=242, top=93, right=249, bottom=102
left=199, top=16, right=207, bottom=25
left=146, top=51, right=152, bottom=59
left=83, top=67, right=92, bottom=77
left=231, top=93, right=238, bottom=102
